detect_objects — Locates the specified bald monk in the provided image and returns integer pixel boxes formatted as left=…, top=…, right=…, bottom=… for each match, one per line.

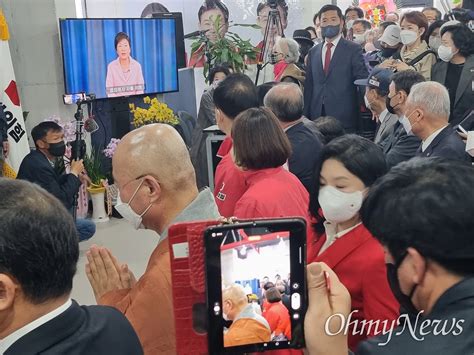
left=85, top=124, right=220, bottom=354
left=223, top=284, right=271, bottom=347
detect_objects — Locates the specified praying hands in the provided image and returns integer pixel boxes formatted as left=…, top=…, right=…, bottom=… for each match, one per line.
left=85, top=245, right=136, bottom=302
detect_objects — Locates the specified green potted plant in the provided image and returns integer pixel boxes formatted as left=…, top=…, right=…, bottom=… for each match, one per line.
left=190, top=15, right=259, bottom=80
left=84, top=148, right=109, bottom=222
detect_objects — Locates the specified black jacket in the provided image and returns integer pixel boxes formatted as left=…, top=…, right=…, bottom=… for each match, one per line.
left=17, top=150, right=81, bottom=210
left=379, top=121, right=421, bottom=169
left=304, top=38, right=368, bottom=131
left=356, top=277, right=474, bottom=354
left=415, top=126, right=471, bottom=163
left=432, top=55, right=474, bottom=126
left=5, top=300, right=143, bottom=355
left=286, top=121, right=323, bottom=193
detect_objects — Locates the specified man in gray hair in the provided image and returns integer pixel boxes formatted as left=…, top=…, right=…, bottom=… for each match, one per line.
left=264, top=83, right=323, bottom=192
left=405, top=81, right=470, bottom=162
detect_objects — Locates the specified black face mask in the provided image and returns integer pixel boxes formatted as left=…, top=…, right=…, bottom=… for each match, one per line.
left=381, top=46, right=398, bottom=58
left=386, top=253, right=419, bottom=315
left=47, top=141, right=66, bottom=157
left=386, top=94, right=399, bottom=114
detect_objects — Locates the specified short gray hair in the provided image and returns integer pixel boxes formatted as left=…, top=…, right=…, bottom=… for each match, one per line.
left=407, top=81, right=450, bottom=119
left=264, top=83, right=303, bottom=122
left=277, top=37, right=300, bottom=64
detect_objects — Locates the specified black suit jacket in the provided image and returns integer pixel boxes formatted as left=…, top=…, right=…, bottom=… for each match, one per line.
left=286, top=121, right=323, bottom=193
left=379, top=122, right=421, bottom=169
left=303, top=37, right=368, bottom=131
left=0, top=105, right=7, bottom=143
left=17, top=150, right=81, bottom=210
left=432, top=55, right=474, bottom=126
left=415, top=126, right=471, bottom=163
left=356, top=278, right=474, bottom=354
left=5, top=300, right=143, bottom=354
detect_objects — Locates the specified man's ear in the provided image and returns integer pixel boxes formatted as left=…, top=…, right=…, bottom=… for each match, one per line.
left=407, top=247, right=427, bottom=285
left=143, top=175, right=161, bottom=204
left=0, top=274, right=18, bottom=312
left=36, top=139, right=47, bottom=149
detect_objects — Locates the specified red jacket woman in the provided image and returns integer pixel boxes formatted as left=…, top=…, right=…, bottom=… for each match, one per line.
left=262, top=288, right=291, bottom=340
left=307, top=135, right=399, bottom=351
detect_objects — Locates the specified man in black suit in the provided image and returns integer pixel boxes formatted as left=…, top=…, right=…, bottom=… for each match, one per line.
left=264, top=82, right=323, bottom=192
left=0, top=179, right=142, bottom=355
left=405, top=81, right=471, bottom=162
left=303, top=4, right=368, bottom=132
left=379, top=71, right=424, bottom=168
left=17, top=121, right=95, bottom=241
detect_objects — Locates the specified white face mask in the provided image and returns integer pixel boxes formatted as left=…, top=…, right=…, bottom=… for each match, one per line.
left=318, top=186, right=363, bottom=224
left=428, top=36, right=442, bottom=51
left=364, top=94, right=372, bottom=109
left=400, top=30, right=419, bottom=45
left=346, top=19, right=355, bottom=30
left=438, top=45, right=456, bottom=62
left=399, top=111, right=416, bottom=136
left=353, top=32, right=366, bottom=45
left=115, top=179, right=152, bottom=230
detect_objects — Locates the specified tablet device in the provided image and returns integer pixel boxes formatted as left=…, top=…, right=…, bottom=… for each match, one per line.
left=204, top=218, right=307, bottom=354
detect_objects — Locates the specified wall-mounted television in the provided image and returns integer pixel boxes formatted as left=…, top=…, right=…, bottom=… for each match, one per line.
left=59, top=17, right=179, bottom=100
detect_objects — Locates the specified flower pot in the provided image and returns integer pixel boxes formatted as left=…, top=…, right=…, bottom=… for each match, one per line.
left=88, top=186, right=109, bottom=223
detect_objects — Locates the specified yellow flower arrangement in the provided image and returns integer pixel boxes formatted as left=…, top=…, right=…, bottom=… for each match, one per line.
left=130, top=96, right=179, bottom=128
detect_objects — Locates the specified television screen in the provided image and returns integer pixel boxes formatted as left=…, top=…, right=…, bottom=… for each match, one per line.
left=59, top=18, right=179, bottom=100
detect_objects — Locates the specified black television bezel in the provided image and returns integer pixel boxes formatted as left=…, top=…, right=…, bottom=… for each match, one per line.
left=58, top=16, right=180, bottom=101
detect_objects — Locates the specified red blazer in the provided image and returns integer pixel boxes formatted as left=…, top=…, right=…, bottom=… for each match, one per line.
left=307, top=224, right=399, bottom=351
left=233, top=167, right=310, bottom=222
left=263, top=301, right=291, bottom=339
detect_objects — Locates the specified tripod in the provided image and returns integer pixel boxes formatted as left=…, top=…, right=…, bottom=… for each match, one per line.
left=255, top=5, right=285, bottom=85
left=71, top=98, right=91, bottom=220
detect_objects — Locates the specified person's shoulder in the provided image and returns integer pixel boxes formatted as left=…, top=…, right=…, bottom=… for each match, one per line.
left=341, top=38, right=361, bottom=50
left=130, top=56, right=142, bottom=68
left=107, top=57, right=119, bottom=68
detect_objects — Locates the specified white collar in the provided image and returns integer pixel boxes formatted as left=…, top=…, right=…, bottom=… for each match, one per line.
left=379, top=109, right=389, bottom=124
left=422, top=125, right=448, bottom=152
left=0, top=299, right=72, bottom=353
left=325, top=33, right=342, bottom=48
left=318, top=221, right=362, bottom=255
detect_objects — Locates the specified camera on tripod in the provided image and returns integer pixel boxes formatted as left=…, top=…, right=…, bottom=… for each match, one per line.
left=267, top=0, right=278, bottom=9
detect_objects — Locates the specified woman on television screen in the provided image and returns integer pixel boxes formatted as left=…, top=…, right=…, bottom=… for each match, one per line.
left=106, top=32, right=145, bottom=97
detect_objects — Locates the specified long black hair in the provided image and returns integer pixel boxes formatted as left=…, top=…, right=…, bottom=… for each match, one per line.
left=309, top=134, right=387, bottom=235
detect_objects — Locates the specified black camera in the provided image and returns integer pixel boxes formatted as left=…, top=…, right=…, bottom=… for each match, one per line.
left=267, top=0, right=278, bottom=9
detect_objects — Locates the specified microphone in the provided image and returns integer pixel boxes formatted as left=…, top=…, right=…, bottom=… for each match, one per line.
left=184, top=29, right=209, bottom=39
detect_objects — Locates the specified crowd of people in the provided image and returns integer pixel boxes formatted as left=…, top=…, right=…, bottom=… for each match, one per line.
left=1, top=1, right=474, bottom=354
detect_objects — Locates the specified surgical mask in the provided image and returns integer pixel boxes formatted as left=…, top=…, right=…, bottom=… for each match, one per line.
left=381, top=46, right=398, bottom=58
left=400, top=30, right=419, bottom=45
left=386, top=95, right=398, bottom=114
left=115, top=179, right=153, bottom=230
left=438, top=45, right=456, bottom=62
left=318, top=185, right=363, bottom=224
left=428, top=36, right=442, bottom=51
left=364, top=94, right=373, bottom=110
left=46, top=141, right=66, bottom=157
left=346, top=19, right=355, bottom=30
left=353, top=32, right=366, bottom=45
left=321, top=25, right=341, bottom=39
left=269, top=52, right=283, bottom=64
left=386, top=253, right=419, bottom=315
left=399, top=111, right=416, bottom=136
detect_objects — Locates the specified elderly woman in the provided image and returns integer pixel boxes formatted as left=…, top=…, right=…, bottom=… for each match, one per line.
left=105, top=32, right=145, bottom=97
left=270, top=37, right=305, bottom=89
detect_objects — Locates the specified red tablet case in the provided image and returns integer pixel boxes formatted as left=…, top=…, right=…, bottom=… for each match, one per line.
left=168, top=220, right=219, bottom=355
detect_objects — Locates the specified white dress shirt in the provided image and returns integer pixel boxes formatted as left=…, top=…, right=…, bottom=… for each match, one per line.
left=421, top=125, right=448, bottom=152
left=318, top=221, right=362, bottom=255
left=321, top=33, right=343, bottom=63
left=0, top=299, right=72, bottom=354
